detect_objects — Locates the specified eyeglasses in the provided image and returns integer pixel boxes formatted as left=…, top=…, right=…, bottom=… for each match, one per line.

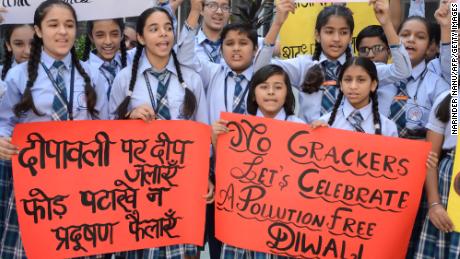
left=205, top=2, right=231, bottom=13
left=358, top=45, right=387, bottom=56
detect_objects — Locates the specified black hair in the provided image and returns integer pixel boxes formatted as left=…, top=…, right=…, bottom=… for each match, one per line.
left=327, top=57, right=382, bottom=135
left=220, top=23, right=258, bottom=50
left=435, top=94, right=451, bottom=123
left=13, top=0, right=98, bottom=118
left=247, top=64, right=295, bottom=116
left=82, top=19, right=127, bottom=68
left=429, top=22, right=441, bottom=46
left=398, top=16, right=433, bottom=43
left=1, top=24, right=33, bottom=80
left=303, top=5, right=354, bottom=93
left=355, top=25, right=388, bottom=50
left=115, top=7, right=196, bottom=120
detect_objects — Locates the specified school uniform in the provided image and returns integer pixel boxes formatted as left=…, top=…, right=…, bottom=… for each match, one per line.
left=0, top=60, right=18, bottom=100
left=109, top=51, right=208, bottom=259
left=378, top=60, right=449, bottom=139
left=195, top=29, right=265, bottom=65
left=0, top=51, right=109, bottom=259
left=415, top=91, right=460, bottom=259
left=221, top=108, right=303, bottom=259
left=255, top=43, right=412, bottom=123
left=427, top=43, right=451, bottom=84
left=85, top=51, right=131, bottom=100
left=109, top=50, right=208, bottom=124
left=319, top=99, right=398, bottom=137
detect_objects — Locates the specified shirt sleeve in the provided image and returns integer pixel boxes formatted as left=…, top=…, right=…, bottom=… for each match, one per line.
left=426, top=91, right=449, bottom=134
left=109, top=68, right=131, bottom=119
left=376, top=43, right=412, bottom=85
left=408, top=0, right=425, bottom=17
left=0, top=71, right=22, bottom=137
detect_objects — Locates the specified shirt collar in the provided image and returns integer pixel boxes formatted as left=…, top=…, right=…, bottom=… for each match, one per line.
left=224, top=64, right=254, bottom=81
left=256, top=108, right=287, bottom=121
left=139, top=50, right=177, bottom=76
left=411, top=60, right=427, bottom=81
left=89, top=51, right=122, bottom=68
left=342, top=98, right=373, bottom=121
left=196, top=29, right=208, bottom=45
left=319, top=52, right=347, bottom=65
left=41, top=50, right=72, bottom=70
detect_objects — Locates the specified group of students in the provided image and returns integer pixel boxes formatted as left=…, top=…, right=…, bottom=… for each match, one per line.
left=0, top=0, right=456, bottom=258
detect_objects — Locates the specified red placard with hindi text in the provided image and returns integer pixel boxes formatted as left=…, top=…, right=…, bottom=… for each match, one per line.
left=11, top=120, right=210, bottom=259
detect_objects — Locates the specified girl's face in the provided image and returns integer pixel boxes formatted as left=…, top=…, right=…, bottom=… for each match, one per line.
left=35, top=5, right=76, bottom=60
left=255, top=73, right=287, bottom=118
left=222, top=30, right=256, bottom=74
left=138, top=12, right=174, bottom=64
left=315, top=15, right=352, bottom=60
left=6, top=25, right=34, bottom=64
left=124, top=26, right=137, bottom=50
left=90, top=20, right=122, bottom=62
left=340, top=64, right=377, bottom=109
left=399, top=19, right=430, bottom=67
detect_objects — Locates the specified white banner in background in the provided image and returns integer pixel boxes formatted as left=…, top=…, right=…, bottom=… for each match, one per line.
left=2, top=0, right=153, bottom=24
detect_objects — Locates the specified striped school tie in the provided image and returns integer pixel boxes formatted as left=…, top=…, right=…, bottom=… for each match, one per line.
left=389, top=79, right=411, bottom=136
left=100, top=60, right=118, bottom=97
left=320, top=60, right=341, bottom=115
left=149, top=70, right=172, bottom=120
left=204, top=39, right=221, bottom=63
left=51, top=61, right=68, bottom=121
left=348, top=110, right=365, bottom=132
left=232, top=73, right=247, bottom=114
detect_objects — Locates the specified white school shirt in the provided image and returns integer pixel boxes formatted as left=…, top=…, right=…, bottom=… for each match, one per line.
left=255, top=43, right=412, bottom=123
left=427, top=43, right=451, bottom=84
left=379, top=60, right=449, bottom=131
left=255, top=108, right=305, bottom=123
left=426, top=91, right=457, bottom=150
left=198, top=58, right=254, bottom=124
left=319, top=99, right=398, bottom=137
left=109, top=51, right=209, bottom=124
left=0, top=51, right=109, bottom=137
left=0, top=60, right=18, bottom=100
left=195, top=29, right=265, bottom=65
left=84, top=52, right=131, bottom=98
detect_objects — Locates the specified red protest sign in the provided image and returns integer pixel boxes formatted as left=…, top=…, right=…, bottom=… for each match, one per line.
left=215, top=112, right=430, bottom=259
left=11, top=120, right=210, bottom=259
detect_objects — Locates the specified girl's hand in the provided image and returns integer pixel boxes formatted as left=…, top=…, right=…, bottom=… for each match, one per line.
left=170, top=0, right=185, bottom=13
left=0, top=137, right=18, bottom=160
left=212, top=119, right=229, bottom=147
left=372, top=0, right=391, bottom=26
left=426, top=151, right=439, bottom=171
left=429, top=204, right=454, bottom=233
left=273, top=0, right=296, bottom=27
left=310, top=120, right=329, bottom=129
left=434, top=0, right=452, bottom=28
left=128, top=104, right=156, bottom=122
left=203, top=179, right=215, bottom=204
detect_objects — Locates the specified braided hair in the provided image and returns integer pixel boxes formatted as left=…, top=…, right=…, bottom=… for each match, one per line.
left=328, top=57, right=382, bottom=135
left=116, top=7, right=197, bottom=119
left=303, top=5, right=354, bottom=93
left=14, top=0, right=98, bottom=117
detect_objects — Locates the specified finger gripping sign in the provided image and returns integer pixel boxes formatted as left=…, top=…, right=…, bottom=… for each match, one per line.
left=12, top=120, right=210, bottom=258
left=215, top=112, right=430, bottom=259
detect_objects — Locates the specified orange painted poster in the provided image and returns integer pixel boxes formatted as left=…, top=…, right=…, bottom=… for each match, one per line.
left=215, top=112, right=430, bottom=259
left=11, top=120, right=210, bottom=259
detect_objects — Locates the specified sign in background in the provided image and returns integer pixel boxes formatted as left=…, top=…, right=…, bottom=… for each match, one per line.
left=280, top=2, right=379, bottom=59
left=448, top=138, right=460, bottom=232
left=12, top=120, right=210, bottom=259
left=2, top=0, right=153, bottom=24
left=215, top=112, right=430, bottom=259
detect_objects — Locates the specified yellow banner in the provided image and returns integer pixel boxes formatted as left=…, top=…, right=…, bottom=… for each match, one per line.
left=447, top=138, right=460, bottom=232
left=279, top=2, right=379, bottom=59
